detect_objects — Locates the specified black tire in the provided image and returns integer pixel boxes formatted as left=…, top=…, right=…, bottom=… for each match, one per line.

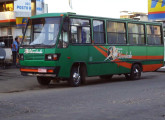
left=80, top=65, right=86, bottom=85
left=125, top=64, right=141, bottom=80
left=100, top=75, right=113, bottom=80
left=37, top=77, right=51, bottom=86
left=69, top=65, right=86, bottom=87
left=124, top=73, right=131, bottom=80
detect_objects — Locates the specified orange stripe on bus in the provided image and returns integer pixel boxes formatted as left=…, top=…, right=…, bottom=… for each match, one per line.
left=132, top=56, right=163, bottom=60
left=94, top=46, right=107, bottom=57
left=113, top=59, right=132, bottom=69
left=99, top=46, right=108, bottom=51
left=93, top=46, right=163, bottom=70
left=143, top=64, right=163, bottom=72
left=20, top=68, right=38, bottom=72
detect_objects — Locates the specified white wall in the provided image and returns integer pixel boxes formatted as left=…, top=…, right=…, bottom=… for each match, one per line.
left=14, top=0, right=31, bottom=17
left=13, top=28, right=23, bottom=38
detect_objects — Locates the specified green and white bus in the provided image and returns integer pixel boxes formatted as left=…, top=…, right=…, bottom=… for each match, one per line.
left=19, top=12, right=164, bottom=87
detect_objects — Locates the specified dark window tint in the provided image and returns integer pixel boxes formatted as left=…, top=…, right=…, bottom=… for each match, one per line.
left=93, top=20, right=105, bottom=44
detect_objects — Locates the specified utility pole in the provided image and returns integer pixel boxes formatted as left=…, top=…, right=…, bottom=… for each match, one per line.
left=69, top=0, right=72, bottom=9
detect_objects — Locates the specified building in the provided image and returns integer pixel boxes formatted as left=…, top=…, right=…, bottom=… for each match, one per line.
left=148, top=0, right=165, bottom=36
left=120, top=11, right=148, bottom=21
left=0, top=0, right=47, bottom=63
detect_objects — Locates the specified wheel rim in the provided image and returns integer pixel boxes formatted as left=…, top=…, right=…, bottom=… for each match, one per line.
left=73, top=72, right=81, bottom=85
left=133, top=68, right=140, bottom=79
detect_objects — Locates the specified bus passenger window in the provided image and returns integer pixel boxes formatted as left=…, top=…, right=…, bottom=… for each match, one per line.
left=107, top=21, right=126, bottom=44
left=128, top=23, right=145, bottom=45
left=70, top=19, right=91, bottom=44
left=93, top=20, right=105, bottom=44
left=147, top=25, right=162, bottom=45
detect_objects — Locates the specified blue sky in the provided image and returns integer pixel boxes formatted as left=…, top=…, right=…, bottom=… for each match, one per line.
left=45, top=0, right=148, bottom=18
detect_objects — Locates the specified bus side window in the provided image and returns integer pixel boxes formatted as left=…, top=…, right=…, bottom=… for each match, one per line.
left=70, top=18, right=91, bottom=44
left=147, top=25, right=162, bottom=45
left=93, top=20, right=105, bottom=44
left=58, top=31, right=69, bottom=48
left=128, top=23, right=145, bottom=45
left=107, top=21, right=126, bottom=44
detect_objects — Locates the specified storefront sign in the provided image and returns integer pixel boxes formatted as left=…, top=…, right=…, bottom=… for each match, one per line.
left=16, top=17, right=28, bottom=27
left=148, top=0, right=165, bottom=20
left=36, top=0, right=44, bottom=15
left=14, top=0, right=31, bottom=12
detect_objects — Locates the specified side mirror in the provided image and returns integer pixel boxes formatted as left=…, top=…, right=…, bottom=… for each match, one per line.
left=63, top=17, right=69, bottom=32
left=0, top=42, right=5, bottom=47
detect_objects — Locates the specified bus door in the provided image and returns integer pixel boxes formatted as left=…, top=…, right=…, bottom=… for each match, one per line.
left=69, top=18, right=90, bottom=75
left=56, top=30, right=71, bottom=78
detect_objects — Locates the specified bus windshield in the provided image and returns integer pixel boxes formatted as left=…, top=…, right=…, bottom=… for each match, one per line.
left=22, top=17, right=61, bottom=46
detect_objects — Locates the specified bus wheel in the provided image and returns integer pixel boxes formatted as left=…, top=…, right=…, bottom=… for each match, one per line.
left=100, top=75, right=113, bottom=80
left=130, top=64, right=141, bottom=80
left=80, top=65, right=86, bottom=85
left=37, top=77, right=51, bottom=86
left=69, top=67, right=81, bottom=87
left=126, top=64, right=141, bottom=80
left=124, top=74, right=131, bottom=80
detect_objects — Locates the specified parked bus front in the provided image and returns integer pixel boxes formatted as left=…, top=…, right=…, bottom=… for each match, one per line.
left=19, top=15, right=69, bottom=86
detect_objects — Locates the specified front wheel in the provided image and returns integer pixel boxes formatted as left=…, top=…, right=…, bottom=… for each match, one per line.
left=69, top=65, right=86, bottom=87
left=37, top=77, right=51, bottom=86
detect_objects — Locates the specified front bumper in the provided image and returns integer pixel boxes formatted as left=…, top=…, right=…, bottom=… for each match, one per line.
left=20, top=66, right=60, bottom=77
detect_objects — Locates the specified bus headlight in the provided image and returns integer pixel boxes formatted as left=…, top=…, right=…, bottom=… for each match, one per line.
left=45, top=54, right=59, bottom=61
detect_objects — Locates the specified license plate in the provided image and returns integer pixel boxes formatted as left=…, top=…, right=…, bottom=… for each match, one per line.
left=38, top=69, right=47, bottom=73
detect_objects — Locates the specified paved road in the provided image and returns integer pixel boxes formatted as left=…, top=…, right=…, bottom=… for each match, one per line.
left=0, top=68, right=165, bottom=120
left=0, top=68, right=39, bottom=93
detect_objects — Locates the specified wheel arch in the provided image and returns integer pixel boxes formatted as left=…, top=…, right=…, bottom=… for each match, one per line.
left=70, top=62, right=87, bottom=76
left=131, top=62, right=143, bottom=71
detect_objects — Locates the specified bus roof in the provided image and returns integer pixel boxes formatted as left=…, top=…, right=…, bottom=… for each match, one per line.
left=30, top=12, right=162, bottom=25
left=30, top=12, right=76, bottom=19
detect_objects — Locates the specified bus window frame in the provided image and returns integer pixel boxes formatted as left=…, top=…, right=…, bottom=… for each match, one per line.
left=92, top=19, right=106, bottom=45
left=106, top=20, right=127, bottom=45
left=69, top=17, right=92, bottom=45
left=146, top=24, right=164, bottom=46
left=127, top=22, right=146, bottom=46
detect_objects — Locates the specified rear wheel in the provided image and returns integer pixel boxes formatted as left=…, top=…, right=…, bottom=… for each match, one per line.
left=125, top=64, right=141, bottom=80
left=37, top=77, right=51, bottom=85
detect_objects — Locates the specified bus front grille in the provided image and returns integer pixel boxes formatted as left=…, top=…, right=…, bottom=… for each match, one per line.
left=24, top=54, right=45, bottom=60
